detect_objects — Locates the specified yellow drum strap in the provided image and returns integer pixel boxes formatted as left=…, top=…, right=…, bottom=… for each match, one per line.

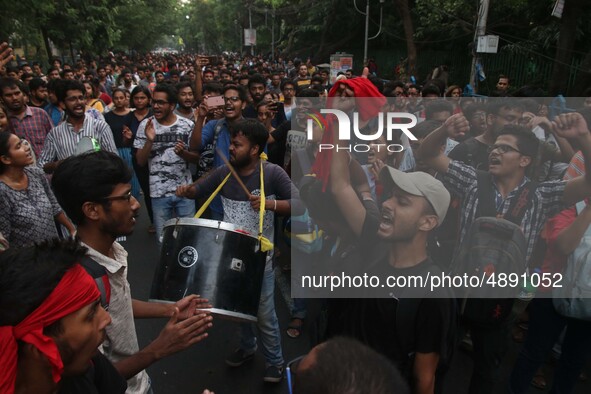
left=194, top=172, right=232, bottom=219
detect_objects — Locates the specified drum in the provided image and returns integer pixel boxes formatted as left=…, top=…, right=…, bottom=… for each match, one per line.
left=150, top=218, right=267, bottom=322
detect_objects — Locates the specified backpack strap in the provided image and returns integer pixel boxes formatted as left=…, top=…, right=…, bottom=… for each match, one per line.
left=476, top=170, right=538, bottom=224
left=213, top=119, right=224, bottom=146
left=80, top=256, right=110, bottom=311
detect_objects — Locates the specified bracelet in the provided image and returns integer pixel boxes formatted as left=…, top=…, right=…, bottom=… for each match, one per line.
left=273, top=200, right=277, bottom=211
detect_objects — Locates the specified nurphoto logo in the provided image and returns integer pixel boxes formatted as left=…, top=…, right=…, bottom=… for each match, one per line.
left=306, top=109, right=419, bottom=153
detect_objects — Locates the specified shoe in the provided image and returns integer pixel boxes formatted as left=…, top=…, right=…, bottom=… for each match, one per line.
left=263, top=365, right=283, bottom=383
left=225, top=348, right=255, bottom=367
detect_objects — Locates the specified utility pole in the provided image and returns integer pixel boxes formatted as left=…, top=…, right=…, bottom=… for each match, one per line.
left=364, top=1, right=369, bottom=64
left=469, top=0, right=490, bottom=93
left=249, top=5, right=254, bottom=56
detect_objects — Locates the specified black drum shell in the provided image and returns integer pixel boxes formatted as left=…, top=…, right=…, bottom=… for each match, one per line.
left=150, top=218, right=267, bottom=322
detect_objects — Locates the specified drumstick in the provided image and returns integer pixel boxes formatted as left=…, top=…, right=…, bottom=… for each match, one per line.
left=216, top=148, right=251, bottom=197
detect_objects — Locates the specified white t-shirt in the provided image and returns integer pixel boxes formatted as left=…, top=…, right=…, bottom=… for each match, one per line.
left=134, top=115, right=194, bottom=198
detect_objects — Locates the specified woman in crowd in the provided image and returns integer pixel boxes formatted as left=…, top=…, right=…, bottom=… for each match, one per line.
left=0, top=132, right=75, bottom=248
left=84, top=79, right=105, bottom=113
left=128, top=85, right=155, bottom=233
left=104, top=87, right=140, bottom=197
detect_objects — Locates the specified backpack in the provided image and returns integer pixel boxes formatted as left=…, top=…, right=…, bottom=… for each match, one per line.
left=451, top=171, right=534, bottom=326
left=553, top=201, right=591, bottom=320
left=196, top=119, right=224, bottom=179
left=80, top=255, right=111, bottom=311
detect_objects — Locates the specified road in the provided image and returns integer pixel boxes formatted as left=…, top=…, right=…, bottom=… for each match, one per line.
left=124, top=204, right=590, bottom=394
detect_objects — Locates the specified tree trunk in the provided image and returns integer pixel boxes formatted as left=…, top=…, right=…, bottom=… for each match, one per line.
left=394, top=0, right=417, bottom=79
left=549, top=0, right=582, bottom=96
left=571, top=49, right=591, bottom=96
left=40, top=27, right=53, bottom=62
left=314, top=0, right=337, bottom=62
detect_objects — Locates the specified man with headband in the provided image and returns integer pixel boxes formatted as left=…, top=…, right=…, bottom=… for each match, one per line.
left=0, top=239, right=122, bottom=394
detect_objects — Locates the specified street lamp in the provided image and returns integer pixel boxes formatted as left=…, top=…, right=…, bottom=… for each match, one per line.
left=354, top=0, right=385, bottom=64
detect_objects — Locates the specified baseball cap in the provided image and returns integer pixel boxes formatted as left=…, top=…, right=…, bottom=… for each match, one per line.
left=379, top=166, right=450, bottom=226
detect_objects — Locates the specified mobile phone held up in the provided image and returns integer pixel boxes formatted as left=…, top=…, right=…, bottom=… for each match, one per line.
left=206, top=96, right=225, bottom=108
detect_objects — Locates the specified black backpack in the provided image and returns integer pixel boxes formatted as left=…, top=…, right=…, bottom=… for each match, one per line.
left=451, top=171, right=536, bottom=326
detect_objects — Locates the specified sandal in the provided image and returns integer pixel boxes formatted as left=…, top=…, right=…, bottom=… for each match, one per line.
left=531, top=370, right=547, bottom=390
left=286, top=318, right=304, bottom=338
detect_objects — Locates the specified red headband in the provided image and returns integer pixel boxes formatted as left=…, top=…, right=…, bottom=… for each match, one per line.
left=312, top=78, right=387, bottom=191
left=0, top=264, right=101, bottom=394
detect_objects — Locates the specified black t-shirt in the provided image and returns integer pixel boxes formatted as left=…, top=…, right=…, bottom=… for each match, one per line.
left=104, top=111, right=130, bottom=148
left=58, top=352, right=127, bottom=394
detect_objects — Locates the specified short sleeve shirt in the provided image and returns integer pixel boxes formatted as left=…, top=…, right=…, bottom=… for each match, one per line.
left=133, top=115, right=194, bottom=198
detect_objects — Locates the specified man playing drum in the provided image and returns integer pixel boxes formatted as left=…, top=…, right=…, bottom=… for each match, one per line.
left=177, top=119, right=304, bottom=383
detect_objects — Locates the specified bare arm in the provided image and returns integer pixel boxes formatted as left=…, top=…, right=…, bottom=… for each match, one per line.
left=55, top=212, right=76, bottom=236
left=136, top=119, right=155, bottom=167
left=556, top=113, right=591, bottom=206
left=189, top=101, right=208, bottom=151
left=555, top=204, right=591, bottom=255
left=413, top=352, right=439, bottom=394
left=418, top=114, right=469, bottom=175
left=113, top=308, right=212, bottom=379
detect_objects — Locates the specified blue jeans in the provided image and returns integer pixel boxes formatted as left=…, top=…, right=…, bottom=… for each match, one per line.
left=508, top=297, right=591, bottom=394
left=152, top=195, right=196, bottom=244
left=239, top=266, right=284, bottom=367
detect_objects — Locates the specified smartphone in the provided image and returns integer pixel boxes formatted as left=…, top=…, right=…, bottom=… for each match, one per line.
left=206, top=96, right=225, bottom=108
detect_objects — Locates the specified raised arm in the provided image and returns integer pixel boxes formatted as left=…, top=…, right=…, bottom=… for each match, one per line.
left=418, top=113, right=469, bottom=174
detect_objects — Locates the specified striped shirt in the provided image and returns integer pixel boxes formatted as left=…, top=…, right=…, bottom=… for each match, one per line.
left=8, top=106, right=54, bottom=158
left=441, top=160, right=567, bottom=264
left=38, top=114, right=118, bottom=168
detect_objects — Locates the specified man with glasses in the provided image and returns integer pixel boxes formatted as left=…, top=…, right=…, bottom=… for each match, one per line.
left=189, top=84, right=247, bottom=220
left=52, top=151, right=212, bottom=394
left=134, top=83, right=199, bottom=243
left=281, top=80, right=297, bottom=121
left=38, top=79, right=117, bottom=174
left=419, top=113, right=591, bottom=394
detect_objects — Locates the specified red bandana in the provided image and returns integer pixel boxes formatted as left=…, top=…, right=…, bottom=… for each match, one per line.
left=0, top=264, right=101, bottom=394
left=311, top=78, right=386, bottom=190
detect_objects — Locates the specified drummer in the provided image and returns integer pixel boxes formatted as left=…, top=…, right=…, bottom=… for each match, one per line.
left=177, top=119, right=304, bottom=383
left=52, top=150, right=213, bottom=394
left=38, top=79, right=118, bottom=174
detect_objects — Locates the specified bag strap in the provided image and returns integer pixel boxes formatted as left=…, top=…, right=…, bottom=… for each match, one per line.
left=476, top=170, right=537, bottom=224
left=80, top=256, right=110, bottom=310
left=212, top=119, right=224, bottom=146
left=504, top=180, right=537, bottom=225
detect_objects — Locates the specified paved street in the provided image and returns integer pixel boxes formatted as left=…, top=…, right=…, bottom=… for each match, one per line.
left=125, top=204, right=591, bottom=394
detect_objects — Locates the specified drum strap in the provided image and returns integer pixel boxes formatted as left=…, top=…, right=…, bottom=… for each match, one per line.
left=193, top=153, right=274, bottom=253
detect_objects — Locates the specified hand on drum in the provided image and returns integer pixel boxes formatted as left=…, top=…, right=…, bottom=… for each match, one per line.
left=151, top=306, right=213, bottom=359
left=176, top=184, right=197, bottom=199
left=173, top=294, right=212, bottom=321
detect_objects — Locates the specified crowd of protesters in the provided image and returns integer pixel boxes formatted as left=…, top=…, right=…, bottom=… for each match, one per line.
left=1, top=37, right=591, bottom=394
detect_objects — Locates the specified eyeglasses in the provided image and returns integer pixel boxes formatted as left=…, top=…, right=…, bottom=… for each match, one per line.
left=99, top=191, right=133, bottom=203
left=283, top=87, right=295, bottom=91
left=286, top=355, right=306, bottom=394
left=487, top=144, right=522, bottom=155
left=224, top=96, right=241, bottom=103
left=152, top=100, right=171, bottom=106
left=65, top=95, right=85, bottom=103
